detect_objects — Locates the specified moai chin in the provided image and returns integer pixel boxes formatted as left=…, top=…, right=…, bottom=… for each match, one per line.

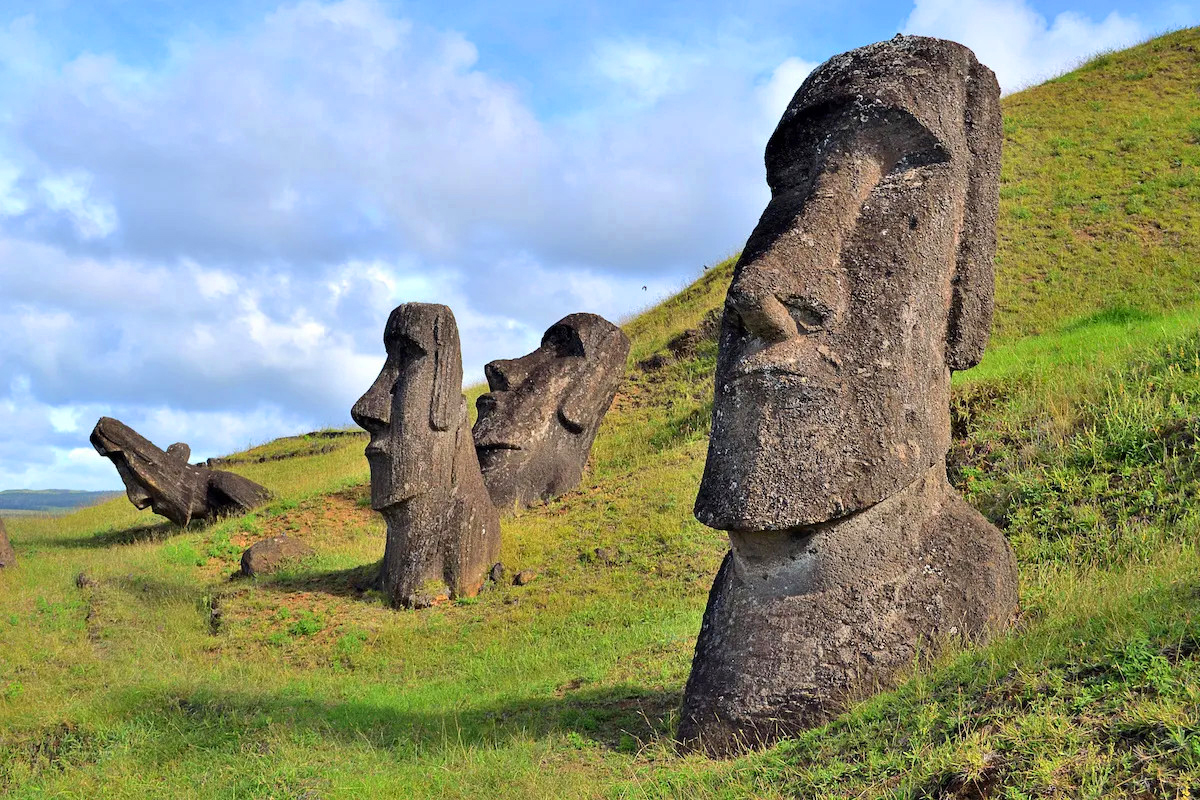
left=473, top=313, right=630, bottom=510
left=678, top=35, right=1019, bottom=756
left=91, top=417, right=270, bottom=527
left=352, top=303, right=501, bottom=609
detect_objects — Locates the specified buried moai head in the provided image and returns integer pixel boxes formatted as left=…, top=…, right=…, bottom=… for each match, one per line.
left=695, top=35, right=1002, bottom=532
left=351, top=303, right=501, bottom=607
left=90, top=417, right=270, bottom=526
left=473, top=313, right=630, bottom=508
left=351, top=303, right=465, bottom=511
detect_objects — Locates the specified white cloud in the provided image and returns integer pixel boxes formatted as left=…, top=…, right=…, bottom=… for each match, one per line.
left=903, top=0, right=1145, bottom=91
left=0, top=0, right=826, bottom=490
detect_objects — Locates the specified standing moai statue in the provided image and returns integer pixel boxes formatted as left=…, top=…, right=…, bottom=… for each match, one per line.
left=0, top=518, right=14, bottom=568
left=352, top=303, right=501, bottom=609
left=473, top=313, right=630, bottom=509
left=678, top=36, right=1019, bottom=756
left=91, top=417, right=270, bottom=526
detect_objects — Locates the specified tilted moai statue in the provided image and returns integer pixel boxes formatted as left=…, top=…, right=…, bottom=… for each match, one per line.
left=678, top=36, right=1019, bottom=755
left=91, top=417, right=271, bottom=526
left=473, top=313, right=630, bottom=509
left=352, top=303, right=501, bottom=609
left=0, top=518, right=14, bottom=568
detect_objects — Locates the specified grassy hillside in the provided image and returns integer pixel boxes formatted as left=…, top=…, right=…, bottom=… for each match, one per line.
left=2, top=28, right=1199, bottom=799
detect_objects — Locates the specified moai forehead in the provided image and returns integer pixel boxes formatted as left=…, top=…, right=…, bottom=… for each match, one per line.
left=694, top=35, right=1001, bottom=532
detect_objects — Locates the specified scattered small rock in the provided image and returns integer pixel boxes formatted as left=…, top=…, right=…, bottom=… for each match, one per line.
left=513, top=570, right=537, bottom=586
left=240, top=536, right=315, bottom=577
left=489, top=562, right=506, bottom=583
left=75, top=572, right=97, bottom=589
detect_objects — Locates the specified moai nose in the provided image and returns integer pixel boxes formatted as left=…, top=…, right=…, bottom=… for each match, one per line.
left=726, top=285, right=797, bottom=344
left=351, top=374, right=392, bottom=433
left=484, top=359, right=527, bottom=391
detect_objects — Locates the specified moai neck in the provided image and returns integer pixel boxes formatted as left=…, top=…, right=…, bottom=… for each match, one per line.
left=726, top=462, right=952, bottom=600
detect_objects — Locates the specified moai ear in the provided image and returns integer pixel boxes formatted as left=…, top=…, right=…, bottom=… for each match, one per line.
left=946, top=59, right=1002, bottom=371
left=429, top=310, right=463, bottom=432
left=557, top=379, right=591, bottom=434
left=166, top=443, right=191, bottom=463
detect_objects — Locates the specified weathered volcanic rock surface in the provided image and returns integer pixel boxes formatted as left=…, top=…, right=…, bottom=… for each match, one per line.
left=0, top=518, right=14, bottom=568
left=241, top=536, right=315, bottom=577
left=90, top=417, right=270, bottom=527
left=678, top=35, right=1018, bottom=756
left=473, top=313, right=630, bottom=510
left=352, top=303, right=501, bottom=609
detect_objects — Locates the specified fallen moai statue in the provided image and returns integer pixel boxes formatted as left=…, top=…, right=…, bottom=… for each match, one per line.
left=352, top=303, right=501, bottom=609
left=678, top=35, right=1019, bottom=756
left=0, top=518, right=14, bottom=568
left=90, top=417, right=271, bottom=527
left=473, top=313, right=630, bottom=509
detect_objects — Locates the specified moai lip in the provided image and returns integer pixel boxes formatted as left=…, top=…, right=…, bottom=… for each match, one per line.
left=351, top=303, right=501, bottom=609
left=90, top=417, right=270, bottom=527
left=472, top=313, right=630, bottom=510
left=678, top=35, right=1019, bottom=757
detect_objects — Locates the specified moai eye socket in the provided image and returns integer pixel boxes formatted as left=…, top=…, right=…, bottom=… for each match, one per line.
left=781, top=296, right=831, bottom=333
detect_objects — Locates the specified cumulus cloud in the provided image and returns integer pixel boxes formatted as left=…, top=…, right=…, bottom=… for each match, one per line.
left=0, top=0, right=807, bottom=490
left=903, top=0, right=1146, bottom=91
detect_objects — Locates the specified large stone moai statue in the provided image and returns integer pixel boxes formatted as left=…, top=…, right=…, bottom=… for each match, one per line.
left=678, top=36, right=1019, bottom=756
left=91, top=418, right=271, bottom=526
left=352, top=303, right=501, bottom=609
left=0, top=518, right=14, bottom=568
left=473, top=313, right=630, bottom=509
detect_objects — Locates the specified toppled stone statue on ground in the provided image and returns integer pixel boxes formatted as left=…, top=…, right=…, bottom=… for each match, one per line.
left=678, top=35, right=1019, bottom=756
left=352, top=303, right=501, bottom=609
left=473, top=313, right=630, bottom=509
left=91, top=417, right=271, bottom=527
left=0, top=518, right=14, bottom=568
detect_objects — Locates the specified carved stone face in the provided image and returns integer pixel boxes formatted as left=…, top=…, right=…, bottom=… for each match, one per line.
left=351, top=303, right=464, bottom=511
left=90, top=417, right=204, bottom=524
left=472, top=313, right=629, bottom=507
left=695, top=36, right=1001, bottom=532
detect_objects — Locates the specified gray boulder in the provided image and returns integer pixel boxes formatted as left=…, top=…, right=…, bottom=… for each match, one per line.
left=240, top=536, right=315, bottom=577
left=474, top=313, right=630, bottom=509
left=679, top=35, right=1018, bottom=756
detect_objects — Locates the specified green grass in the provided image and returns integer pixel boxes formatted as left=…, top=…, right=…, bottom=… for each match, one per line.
left=2, top=27, right=1200, bottom=799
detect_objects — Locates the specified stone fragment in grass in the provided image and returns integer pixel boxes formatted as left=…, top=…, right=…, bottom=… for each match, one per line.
left=489, top=562, right=505, bottom=583
left=240, top=536, right=315, bottom=577
left=352, top=303, right=501, bottom=610
left=0, top=518, right=13, bottom=568
left=473, top=313, right=630, bottom=510
left=75, top=572, right=96, bottom=589
left=90, top=417, right=271, bottom=527
left=680, top=35, right=1019, bottom=757
left=512, top=570, right=537, bottom=586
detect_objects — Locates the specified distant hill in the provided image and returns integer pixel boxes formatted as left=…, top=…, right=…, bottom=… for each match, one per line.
left=0, top=489, right=122, bottom=514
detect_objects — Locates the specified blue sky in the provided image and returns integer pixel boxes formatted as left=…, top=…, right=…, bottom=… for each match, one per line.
left=0, top=0, right=1196, bottom=491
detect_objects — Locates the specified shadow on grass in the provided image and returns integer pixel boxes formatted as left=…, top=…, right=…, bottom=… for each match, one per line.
left=49, top=520, right=187, bottom=549
left=252, top=561, right=383, bottom=600
left=135, top=682, right=681, bottom=755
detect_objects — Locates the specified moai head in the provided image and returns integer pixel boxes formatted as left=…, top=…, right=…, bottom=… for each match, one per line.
left=695, top=36, right=1001, bottom=532
left=351, top=303, right=465, bottom=511
left=90, top=417, right=207, bottom=526
left=472, top=313, right=630, bottom=508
